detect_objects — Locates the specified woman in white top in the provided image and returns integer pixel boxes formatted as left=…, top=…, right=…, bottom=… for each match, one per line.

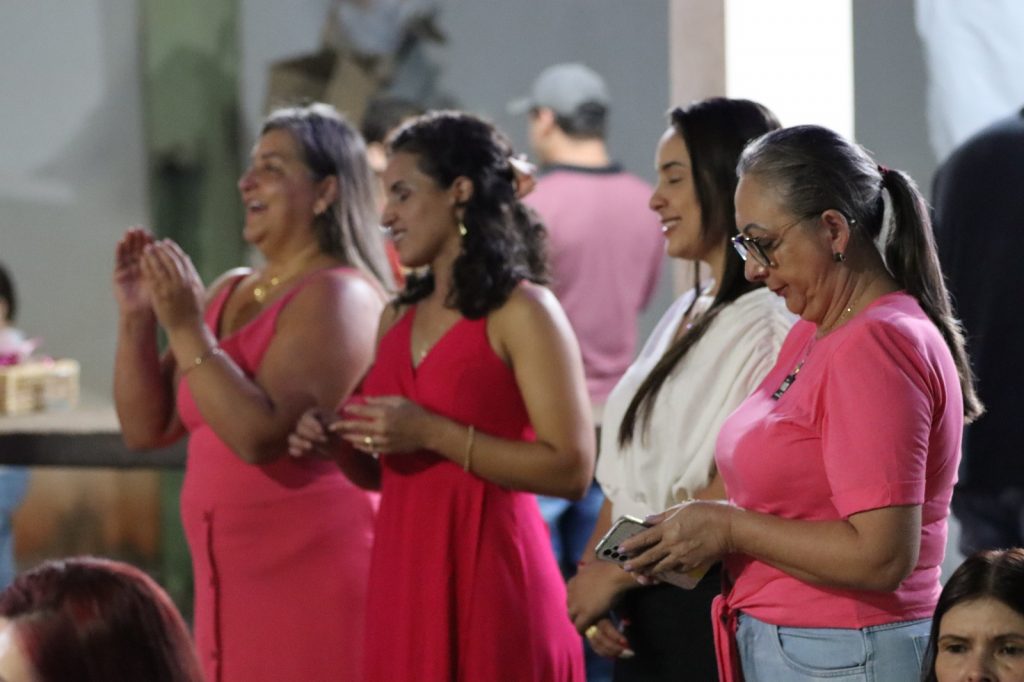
left=566, top=98, right=794, bottom=681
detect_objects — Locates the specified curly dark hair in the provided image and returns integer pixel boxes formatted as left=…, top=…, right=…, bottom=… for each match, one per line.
left=388, top=110, right=548, bottom=318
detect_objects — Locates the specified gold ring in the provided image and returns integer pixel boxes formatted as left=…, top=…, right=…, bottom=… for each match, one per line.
left=585, top=625, right=599, bottom=640
left=364, top=436, right=373, bottom=448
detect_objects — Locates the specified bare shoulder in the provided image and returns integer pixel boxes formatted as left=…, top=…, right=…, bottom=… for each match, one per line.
left=290, top=268, right=383, bottom=310
left=205, top=266, right=252, bottom=304
left=490, top=281, right=568, bottom=342
left=493, top=281, right=559, bottom=322
left=277, top=270, right=385, bottom=339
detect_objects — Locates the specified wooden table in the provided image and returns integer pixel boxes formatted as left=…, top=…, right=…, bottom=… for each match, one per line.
left=0, top=405, right=185, bottom=468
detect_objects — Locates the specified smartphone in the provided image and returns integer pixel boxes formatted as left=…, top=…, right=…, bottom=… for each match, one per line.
left=593, top=514, right=710, bottom=590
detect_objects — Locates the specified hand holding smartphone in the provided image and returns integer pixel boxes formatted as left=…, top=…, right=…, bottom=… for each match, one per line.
left=593, top=514, right=710, bottom=590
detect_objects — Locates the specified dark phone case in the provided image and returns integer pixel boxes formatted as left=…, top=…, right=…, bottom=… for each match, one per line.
left=593, top=514, right=708, bottom=589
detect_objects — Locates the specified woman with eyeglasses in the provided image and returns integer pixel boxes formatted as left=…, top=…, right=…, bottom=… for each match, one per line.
left=620, top=125, right=982, bottom=682
left=563, top=98, right=792, bottom=681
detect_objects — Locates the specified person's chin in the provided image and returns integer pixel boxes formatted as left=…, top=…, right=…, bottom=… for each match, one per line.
left=666, top=239, right=695, bottom=261
left=779, top=292, right=806, bottom=316
left=242, top=223, right=264, bottom=247
left=394, top=244, right=425, bottom=270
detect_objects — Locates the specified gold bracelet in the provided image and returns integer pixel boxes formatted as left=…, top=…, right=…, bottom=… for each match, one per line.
left=182, top=346, right=224, bottom=376
left=463, top=425, right=475, bottom=473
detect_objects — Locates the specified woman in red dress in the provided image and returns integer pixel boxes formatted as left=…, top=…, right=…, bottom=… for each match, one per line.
left=290, top=111, right=595, bottom=681
left=113, top=103, right=392, bottom=682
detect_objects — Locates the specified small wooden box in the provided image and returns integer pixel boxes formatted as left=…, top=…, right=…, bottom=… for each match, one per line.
left=0, top=360, right=80, bottom=415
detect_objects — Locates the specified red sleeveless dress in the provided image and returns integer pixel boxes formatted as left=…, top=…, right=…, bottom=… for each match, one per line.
left=360, top=306, right=585, bottom=681
left=177, top=269, right=379, bottom=682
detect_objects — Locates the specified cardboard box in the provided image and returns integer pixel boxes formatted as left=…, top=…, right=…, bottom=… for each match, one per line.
left=0, top=359, right=80, bottom=415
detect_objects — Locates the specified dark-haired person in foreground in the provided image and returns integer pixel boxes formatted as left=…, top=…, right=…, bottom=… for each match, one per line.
left=622, top=125, right=982, bottom=681
left=289, top=111, right=594, bottom=681
left=0, top=557, right=203, bottom=682
left=922, top=547, right=1024, bottom=682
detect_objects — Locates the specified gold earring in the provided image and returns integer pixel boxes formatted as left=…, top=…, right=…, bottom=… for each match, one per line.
left=458, top=221, right=467, bottom=237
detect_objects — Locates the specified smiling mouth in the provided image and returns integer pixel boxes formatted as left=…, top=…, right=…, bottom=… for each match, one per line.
left=660, top=218, right=680, bottom=232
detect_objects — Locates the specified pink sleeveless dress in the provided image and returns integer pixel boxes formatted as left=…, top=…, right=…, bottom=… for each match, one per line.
left=360, top=306, right=585, bottom=681
left=176, top=269, right=379, bottom=682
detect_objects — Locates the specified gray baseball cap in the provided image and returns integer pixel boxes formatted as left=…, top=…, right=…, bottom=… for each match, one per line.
left=507, top=62, right=610, bottom=116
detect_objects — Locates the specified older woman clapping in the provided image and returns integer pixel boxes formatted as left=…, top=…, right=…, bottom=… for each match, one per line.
left=113, top=103, right=392, bottom=682
left=620, top=125, right=982, bottom=682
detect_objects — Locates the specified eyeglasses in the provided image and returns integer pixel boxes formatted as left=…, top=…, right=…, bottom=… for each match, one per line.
left=731, top=215, right=807, bottom=268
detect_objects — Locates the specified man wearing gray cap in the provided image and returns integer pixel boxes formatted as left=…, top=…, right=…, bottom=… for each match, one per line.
left=510, top=62, right=664, bottom=679
left=509, top=61, right=664, bottom=428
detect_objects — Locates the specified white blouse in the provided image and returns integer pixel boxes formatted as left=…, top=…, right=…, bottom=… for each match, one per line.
left=596, top=285, right=796, bottom=520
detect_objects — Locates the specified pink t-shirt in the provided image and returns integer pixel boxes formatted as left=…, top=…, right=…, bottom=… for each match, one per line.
left=525, top=166, right=664, bottom=404
left=716, top=292, right=962, bottom=628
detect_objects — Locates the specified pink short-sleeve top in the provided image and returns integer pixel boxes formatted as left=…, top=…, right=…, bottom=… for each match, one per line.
left=716, top=292, right=963, bottom=627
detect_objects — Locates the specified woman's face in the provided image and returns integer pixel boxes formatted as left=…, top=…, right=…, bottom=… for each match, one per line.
left=237, top=129, right=328, bottom=252
left=380, top=151, right=461, bottom=268
left=0, top=620, right=36, bottom=682
left=734, top=173, right=835, bottom=322
left=649, top=128, right=709, bottom=261
left=935, top=597, right=1024, bottom=682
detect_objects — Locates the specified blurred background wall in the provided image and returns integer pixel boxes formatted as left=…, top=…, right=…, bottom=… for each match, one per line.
left=2, top=0, right=1023, bottom=604
left=8, top=0, right=1018, bottom=406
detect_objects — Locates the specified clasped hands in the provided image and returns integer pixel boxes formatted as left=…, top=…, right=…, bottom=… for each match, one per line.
left=616, top=501, right=736, bottom=582
left=114, top=228, right=204, bottom=332
left=288, top=396, right=433, bottom=460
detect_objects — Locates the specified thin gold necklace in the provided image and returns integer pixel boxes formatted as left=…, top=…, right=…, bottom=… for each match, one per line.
left=252, top=275, right=282, bottom=303
left=252, top=256, right=320, bottom=304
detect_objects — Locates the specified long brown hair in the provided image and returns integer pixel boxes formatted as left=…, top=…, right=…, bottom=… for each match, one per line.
left=618, top=98, right=781, bottom=447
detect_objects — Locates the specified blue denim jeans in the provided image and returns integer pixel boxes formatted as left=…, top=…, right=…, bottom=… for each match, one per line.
left=536, top=481, right=605, bottom=577
left=736, top=613, right=931, bottom=681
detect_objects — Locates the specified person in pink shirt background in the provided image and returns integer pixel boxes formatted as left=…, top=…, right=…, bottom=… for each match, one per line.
left=510, top=63, right=666, bottom=681
left=511, top=63, right=665, bottom=413
left=621, top=125, right=983, bottom=682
